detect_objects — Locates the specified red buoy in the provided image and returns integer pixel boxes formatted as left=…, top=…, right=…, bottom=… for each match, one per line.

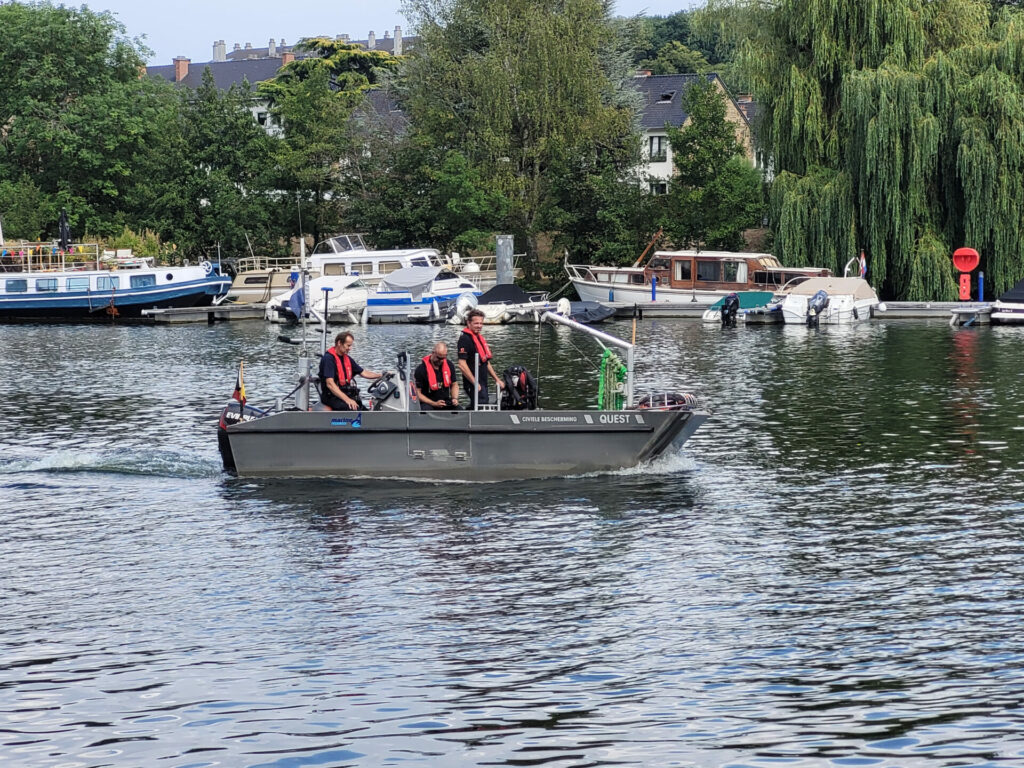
left=953, top=247, right=980, bottom=273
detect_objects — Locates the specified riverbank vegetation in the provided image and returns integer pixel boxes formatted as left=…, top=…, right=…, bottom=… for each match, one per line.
left=1, top=1, right=1023, bottom=297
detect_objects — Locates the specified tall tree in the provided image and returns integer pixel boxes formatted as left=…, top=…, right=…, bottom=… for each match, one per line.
left=701, top=0, right=1024, bottom=299
left=0, top=1, right=176, bottom=237
left=400, top=0, right=642, bottom=276
left=258, top=40, right=401, bottom=244
left=663, top=78, right=763, bottom=249
left=142, top=70, right=279, bottom=259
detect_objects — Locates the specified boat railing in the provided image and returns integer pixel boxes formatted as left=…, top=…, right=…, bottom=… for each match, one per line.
left=0, top=241, right=102, bottom=273
left=234, top=254, right=303, bottom=273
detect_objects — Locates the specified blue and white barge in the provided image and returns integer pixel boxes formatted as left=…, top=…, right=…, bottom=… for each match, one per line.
left=0, top=243, right=230, bottom=322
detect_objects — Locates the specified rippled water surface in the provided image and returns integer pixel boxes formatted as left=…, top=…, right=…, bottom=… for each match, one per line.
left=2, top=319, right=1024, bottom=767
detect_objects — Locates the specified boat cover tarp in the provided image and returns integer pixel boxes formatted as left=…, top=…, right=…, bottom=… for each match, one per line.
left=378, top=266, right=442, bottom=302
left=787, top=277, right=878, bottom=300
left=569, top=301, right=615, bottom=324
left=708, top=291, right=775, bottom=310
left=478, top=284, right=543, bottom=304
left=998, top=276, right=1024, bottom=304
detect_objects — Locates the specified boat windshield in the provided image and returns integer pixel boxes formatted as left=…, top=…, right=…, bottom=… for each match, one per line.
left=648, top=258, right=670, bottom=270
left=312, top=234, right=368, bottom=254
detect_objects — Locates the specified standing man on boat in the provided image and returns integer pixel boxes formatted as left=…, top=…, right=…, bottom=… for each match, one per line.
left=319, top=331, right=383, bottom=411
left=414, top=342, right=460, bottom=411
left=458, top=309, right=505, bottom=409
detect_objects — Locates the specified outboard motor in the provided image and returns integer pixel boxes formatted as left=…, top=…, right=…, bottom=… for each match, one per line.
left=500, top=365, right=538, bottom=410
left=721, top=292, right=740, bottom=328
left=807, top=289, right=829, bottom=327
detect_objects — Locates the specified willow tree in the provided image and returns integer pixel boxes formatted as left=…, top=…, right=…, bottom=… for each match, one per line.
left=701, top=0, right=1024, bottom=299
left=399, top=0, right=640, bottom=276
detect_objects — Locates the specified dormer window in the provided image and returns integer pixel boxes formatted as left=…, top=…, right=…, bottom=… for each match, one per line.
left=658, top=91, right=675, bottom=103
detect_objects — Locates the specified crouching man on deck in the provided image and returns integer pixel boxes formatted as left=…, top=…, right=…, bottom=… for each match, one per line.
left=414, top=342, right=460, bottom=411
left=319, top=331, right=383, bottom=411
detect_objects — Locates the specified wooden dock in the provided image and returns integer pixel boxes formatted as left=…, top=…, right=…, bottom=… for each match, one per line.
left=142, top=303, right=267, bottom=324
left=608, top=300, right=984, bottom=322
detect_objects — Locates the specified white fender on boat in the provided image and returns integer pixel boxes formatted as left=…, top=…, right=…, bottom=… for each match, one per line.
left=556, top=297, right=571, bottom=316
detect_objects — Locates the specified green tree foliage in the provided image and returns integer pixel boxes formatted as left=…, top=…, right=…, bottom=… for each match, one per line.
left=258, top=41, right=401, bottom=245
left=641, top=41, right=710, bottom=75
left=400, top=0, right=641, bottom=276
left=0, top=1, right=177, bottom=238
left=702, top=0, right=1024, bottom=299
left=144, top=70, right=279, bottom=259
left=541, top=135, right=658, bottom=266
left=341, top=128, right=508, bottom=254
left=663, top=78, right=763, bottom=250
left=258, top=38, right=400, bottom=106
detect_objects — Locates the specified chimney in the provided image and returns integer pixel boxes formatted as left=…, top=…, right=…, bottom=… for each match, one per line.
left=634, top=69, right=652, bottom=78
left=367, top=30, right=375, bottom=49
left=212, top=40, right=226, bottom=62
left=173, top=56, right=190, bottom=82
left=268, top=38, right=277, bottom=57
left=233, top=43, right=241, bottom=51
left=281, top=51, right=295, bottom=65
left=394, top=26, right=402, bottom=55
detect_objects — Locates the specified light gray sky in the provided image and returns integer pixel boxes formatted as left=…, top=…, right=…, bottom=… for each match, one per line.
left=80, top=0, right=701, bottom=65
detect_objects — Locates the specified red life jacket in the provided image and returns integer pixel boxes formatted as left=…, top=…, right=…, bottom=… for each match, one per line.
left=328, top=348, right=353, bottom=386
left=462, top=327, right=492, bottom=362
left=422, top=355, right=453, bottom=391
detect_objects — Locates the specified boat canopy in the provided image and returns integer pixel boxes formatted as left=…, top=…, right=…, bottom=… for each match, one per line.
left=998, top=276, right=1024, bottom=304
left=477, top=284, right=540, bottom=304
left=787, top=277, right=878, bottom=299
left=378, top=266, right=443, bottom=301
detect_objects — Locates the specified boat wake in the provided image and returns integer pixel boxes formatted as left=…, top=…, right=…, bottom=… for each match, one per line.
left=0, top=448, right=220, bottom=479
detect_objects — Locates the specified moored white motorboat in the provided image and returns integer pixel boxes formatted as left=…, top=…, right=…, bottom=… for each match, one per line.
left=779, top=277, right=880, bottom=325
left=265, top=274, right=370, bottom=324
left=991, top=277, right=1024, bottom=323
left=224, top=234, right=507, bottom=304
left=448, top=284, right=557, bottom=324
left=366, top=266, right=481, bottom=323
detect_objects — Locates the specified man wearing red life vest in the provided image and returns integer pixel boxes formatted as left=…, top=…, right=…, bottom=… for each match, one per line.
left=318, top=331, right=383, bottom=411
left=413, top=342, right=460, bottom=411
left=457, top=308, right=505, bottom=409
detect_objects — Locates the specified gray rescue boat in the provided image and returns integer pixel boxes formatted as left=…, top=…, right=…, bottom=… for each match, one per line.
left=217, top=312, right=708, bottom=480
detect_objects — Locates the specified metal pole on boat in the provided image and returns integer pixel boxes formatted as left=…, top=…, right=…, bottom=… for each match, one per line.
left=320, top=286, right=332, bottom=356
left=473, top=357, right=480, bottom=411
left=541, top=311, right=635, bottom=408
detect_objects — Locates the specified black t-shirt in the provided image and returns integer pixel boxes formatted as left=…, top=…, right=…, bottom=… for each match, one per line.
left=457, top=330, right=491, bottom=382
left=319, top=351, right=364, bottom=393
left=414, top=357, right=455, bottom=401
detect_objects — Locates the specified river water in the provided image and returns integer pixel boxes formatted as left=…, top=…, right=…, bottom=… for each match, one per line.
left=2, top=318, right=1023, bottom=767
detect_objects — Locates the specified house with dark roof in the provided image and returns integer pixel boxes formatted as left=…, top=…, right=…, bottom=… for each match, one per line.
left=145, top=27, right=416, bottom=138
left=634, top=72, right=755, bottom=194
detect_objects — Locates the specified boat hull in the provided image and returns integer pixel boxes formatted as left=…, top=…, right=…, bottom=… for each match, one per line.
left=572, top=279, right=728, bottom=306
left=781, top=295, right=877, bottom=324
left=219, top=407, right=707, bottom=480
left=0, top=277, right=231, bottom=322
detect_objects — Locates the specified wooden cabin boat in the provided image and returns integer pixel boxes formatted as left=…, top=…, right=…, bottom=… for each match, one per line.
left=566, top=250, right=831, bottom=306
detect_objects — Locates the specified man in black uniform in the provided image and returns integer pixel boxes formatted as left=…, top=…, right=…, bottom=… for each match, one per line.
left=318, top=331, right=383, bottom=411
left=414, top=342, right=460, bottom=411
left=457, top=308, right=505, bottom=409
